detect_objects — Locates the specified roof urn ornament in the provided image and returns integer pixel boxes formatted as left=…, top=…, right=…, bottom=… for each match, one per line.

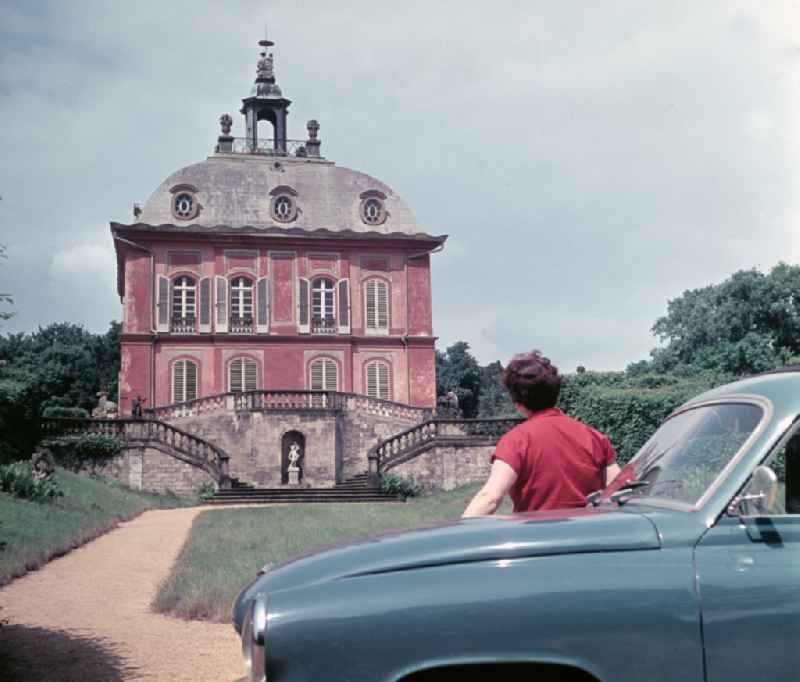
left=217, top=113, right=234, bottom=152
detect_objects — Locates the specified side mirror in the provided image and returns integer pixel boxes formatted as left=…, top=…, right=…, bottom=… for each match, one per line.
left=727, top=465, right=778, bottom=517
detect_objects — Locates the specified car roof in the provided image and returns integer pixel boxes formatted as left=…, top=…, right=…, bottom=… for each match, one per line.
left=681, top=370, right=800, bottom=422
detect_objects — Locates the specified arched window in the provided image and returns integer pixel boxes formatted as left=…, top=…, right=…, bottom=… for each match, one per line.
left=309, top=358, right=338, bottom=391
left=230, top=276, right=254, bottom=334
left=172, top=276, right=196, bottom=333
left=172, top=359, right=198, bottom=403
left=312, top=277, right=336, bottom=334
left=365, top=279, right=389, bottom=333
left=229, top=357, right=258, bottom=393
left=365, top=360, right=391, bottom=400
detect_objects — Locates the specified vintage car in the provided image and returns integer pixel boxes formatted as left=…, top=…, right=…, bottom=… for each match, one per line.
left=233, top=370, right=800, bottom=682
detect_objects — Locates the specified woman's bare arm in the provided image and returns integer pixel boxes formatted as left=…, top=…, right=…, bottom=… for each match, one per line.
left=462, top=459, right=518, bottom=517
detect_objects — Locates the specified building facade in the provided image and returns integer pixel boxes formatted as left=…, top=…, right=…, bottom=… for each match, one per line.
left=113, top=36, right=445, bottom=416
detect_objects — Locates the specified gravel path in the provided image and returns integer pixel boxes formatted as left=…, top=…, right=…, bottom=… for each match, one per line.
left=0, top=507, right=244, bottom=681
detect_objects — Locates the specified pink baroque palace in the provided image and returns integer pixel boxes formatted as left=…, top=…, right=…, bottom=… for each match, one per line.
left=112, top=36, right=446, bottom=416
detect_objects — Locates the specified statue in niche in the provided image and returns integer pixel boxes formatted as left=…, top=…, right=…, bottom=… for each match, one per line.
left=287, top=441, right=302, bottom=485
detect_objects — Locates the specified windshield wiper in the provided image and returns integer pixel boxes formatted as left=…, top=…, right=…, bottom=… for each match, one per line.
left=587, top=480, right=650, bottom=507
left=609, top=480, right=651, bottom=505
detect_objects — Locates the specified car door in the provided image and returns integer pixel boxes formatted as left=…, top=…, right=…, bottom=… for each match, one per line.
left=694, top=428, right=800, bottom=682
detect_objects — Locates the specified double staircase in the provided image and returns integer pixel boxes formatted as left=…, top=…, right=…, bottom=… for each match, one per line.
left=204, top=473, right=403, bottom=505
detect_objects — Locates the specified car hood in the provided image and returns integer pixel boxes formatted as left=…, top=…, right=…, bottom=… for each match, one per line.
left=233, top=505, right=660, bottom=631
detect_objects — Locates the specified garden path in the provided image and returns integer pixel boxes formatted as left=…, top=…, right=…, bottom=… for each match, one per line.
left=0, top=507, right=244, bottom=681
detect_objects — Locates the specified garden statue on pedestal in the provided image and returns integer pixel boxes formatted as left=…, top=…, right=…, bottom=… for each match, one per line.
left=131, top=395, right=146, bottom=420
left=31, top=447, right=56, bottom=481
left=92, top=391, right=117, bottom=419
left=287, top=441, right=302, bottom=485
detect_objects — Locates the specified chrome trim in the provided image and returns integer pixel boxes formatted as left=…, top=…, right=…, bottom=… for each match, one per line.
left=623, top=394, right=773, bottom=513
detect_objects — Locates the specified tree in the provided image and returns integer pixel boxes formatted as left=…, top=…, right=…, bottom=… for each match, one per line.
left=435, top=341, right=483, bottom=418
left=0, top=321, right=121, bottom=463
left=643, top=263, right=800, bottom=375
left=477, top=361, right=516, bottom=417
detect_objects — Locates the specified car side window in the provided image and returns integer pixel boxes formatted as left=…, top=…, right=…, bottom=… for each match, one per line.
left=758, top=428, right=800, bottom=515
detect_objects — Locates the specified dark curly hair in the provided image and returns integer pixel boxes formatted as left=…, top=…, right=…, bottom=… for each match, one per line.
left=502, top=351, right=561, bottom=412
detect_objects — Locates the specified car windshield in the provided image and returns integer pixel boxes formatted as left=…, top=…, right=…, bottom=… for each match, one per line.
left=608, top=402, right=764, bottom=507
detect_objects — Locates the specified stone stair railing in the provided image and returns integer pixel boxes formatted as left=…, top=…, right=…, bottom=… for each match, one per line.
left=147, top=390, right=434, bottom=424
left=41, top=417, right=231, bottom=488
left=367, top=417, right=523, bottom=487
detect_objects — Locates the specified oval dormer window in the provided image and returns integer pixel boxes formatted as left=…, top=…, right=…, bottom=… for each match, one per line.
left=362, top=198, right=384, bottom=225
left=271, top=195, right=297, bottom=223
left=170, top=184, right=200, bottom=221
left=174, top=193, right=195, bottom=219
left=359, top=190, right=387, bottom=226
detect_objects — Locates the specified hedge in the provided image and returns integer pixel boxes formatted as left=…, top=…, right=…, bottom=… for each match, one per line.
left=558, top=372, right=725, bottom=463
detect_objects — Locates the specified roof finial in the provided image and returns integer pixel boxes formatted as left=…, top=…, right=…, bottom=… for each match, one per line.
left=254, top=31, right=280, bottom=98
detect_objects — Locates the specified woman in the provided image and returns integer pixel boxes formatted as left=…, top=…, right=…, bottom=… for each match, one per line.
left=463, top=351, right=620, bottom=517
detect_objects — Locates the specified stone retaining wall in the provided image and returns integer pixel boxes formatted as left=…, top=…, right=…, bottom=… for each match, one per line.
left=390, top=444, right=494, bottom=492
left=95, top=446, right=215, bottom=496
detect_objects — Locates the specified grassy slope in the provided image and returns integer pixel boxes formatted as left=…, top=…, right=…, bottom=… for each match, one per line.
left=155, top=483, right=511, bottom=622
left=0, top=468, right=192, bottom=586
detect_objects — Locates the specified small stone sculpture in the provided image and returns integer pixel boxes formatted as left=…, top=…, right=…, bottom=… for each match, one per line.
left=131, top=395, right=146, bottom=419
left=31, top=447, right=56, bottom=481
left=92, top=390, right=118, bottom=419
left=219, top=113, right=233, bottom=135
left=287, top=441, right=301, bottom=485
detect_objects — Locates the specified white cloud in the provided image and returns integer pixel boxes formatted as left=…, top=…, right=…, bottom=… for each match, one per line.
left=2, top=0, right=800, bottom=368
left=50, top=244, right=115, bottom=278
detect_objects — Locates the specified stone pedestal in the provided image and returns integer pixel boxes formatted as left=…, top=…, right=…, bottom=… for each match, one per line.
left=288, top=468, right=300, bottom=485
left=217, top=135, right=234, bottom=153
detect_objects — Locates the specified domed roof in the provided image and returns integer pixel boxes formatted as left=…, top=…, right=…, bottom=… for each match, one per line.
left=137, top=155, right=425, bottom=236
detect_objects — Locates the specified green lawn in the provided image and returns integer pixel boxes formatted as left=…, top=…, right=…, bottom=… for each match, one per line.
left=154, top=483, right=510, bottom=622
left=0, top=468, right=193, bottom=586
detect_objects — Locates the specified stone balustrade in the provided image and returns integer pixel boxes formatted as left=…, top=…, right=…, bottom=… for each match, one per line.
left=146, top=390, right=434, bottom=423
left=41, top=417, right=230, bottom=487
left=367, top=417, right=523, bottom=487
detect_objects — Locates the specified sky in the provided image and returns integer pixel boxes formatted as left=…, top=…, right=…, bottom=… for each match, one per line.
left=1, top=0, right=798, bottom=372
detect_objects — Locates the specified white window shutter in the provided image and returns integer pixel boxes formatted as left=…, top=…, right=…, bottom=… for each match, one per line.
left=376, top=281, right=389, bottom=330
left=215, top=276, right=228, bottom=333
left=185, top=361, right=198, bottom=401
left=338, top=279, right=350, bottom=334
left=378, top=362, right=390, bottom=399
left=156, top=275, right=170, bottom=332
left=366, top=362, right=378, bottom=398
left=310, top=360, right=324, bottom=390
left=244, top=358, right=258, bottom=391
left=298, top=277, right=310, bottom=334
left=365, top=280, right=377, bottom=329
left=230, top=358, right=243, bottom=393
left=199, top=278, right=212, bottom=332
left=366, top=361, right=390, bottom=399
left=324, top=359, right=338, bottom=391
left=257, top=277, right=270, bottom=333
left=172, top=360, right=184, bottom=402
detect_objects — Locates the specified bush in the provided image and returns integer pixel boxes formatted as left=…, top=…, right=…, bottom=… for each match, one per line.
left=43, top=434, right=123, bottom=471
left=0, top=461, right=63, bottom=502
left=197, top=482, right=216, bottom=501
left=381, top=473, right=422, bottom=499
left=41, top=406, right=90, bottom=419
